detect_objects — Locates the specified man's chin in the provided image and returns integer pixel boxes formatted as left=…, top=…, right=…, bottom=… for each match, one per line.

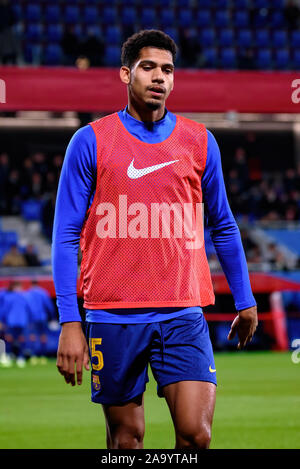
left=145, top=100, right=162, bottom=111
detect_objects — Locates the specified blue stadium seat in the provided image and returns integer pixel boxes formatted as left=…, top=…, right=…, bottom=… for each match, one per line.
left=197, top=0, right=211, bottom=6
left=235, top=0, right=249, bottom=8
left=219, top=29, right=235, bottom=47
left=216, top=0, right=231, bottom=8
left=45, top=5, right=61, bottom=23
left=64, top=6, right=80, bottom=24
left=200, top=29, right=216, bottom=47
left=291, top=31, right=300, bottom=49
left=160, top=10, right=175, bottom=28
left=275, top=49, right=290, bottom=70
left=86, top=25, right=102, bottom=39
left=44, top=44, right=63, bottom=66
left=45, top=24, right=63, bottom=43
left=102, top=0, right=119, bottom=4
left=12, top=4, right=22, bottom=22
left=121, top=7, right=137, bottom=26
left=141, top=8, right=157, bottom=29
left=102, top=7, right=118, bottom=25
left=237, top=29, right=252, bottom=48
left=220, top=47, right=237, bottom=69
left=159, top=0, right=173, bottom=6
left=25, top=23, right=43, bottom=42
left=270, top=11, right=285, bottom=28
left=83, top=6, right=99, bottom=25
left=292, top=50, right=300, bottom=70
left=272, top=0, right=285, bottom=8
left=24, top=43, right=42, bottom=65
left=0, top=231, right=18, bottom=246
left=255, top=30, right=270, bottom=47
left=233, top=11, right=249, bottom=28
left=273, top=30, right=288, bottom=48
left=25, top=3, right=41, bottom=22
left=104, top=45, right=120, bottom=66
left=202, top=48, right=218, bottom=68
left=164, top=27, right=179, bottom=44
left=177, top=0, right=193, bottom=7
left=140, top=0, right=157, bottom=6
left=215, top=11, right=230, bottom=28
left=105, top=25, right=122, bottom=45
left=178, top=9, right=193, bottom=28
left=253, top=10, right=269, bottom=28
left=73, top=24, right=83, bottom=39
left=256, top=48, right=272, bottom=69
left=253, top=0, right=270, bottom=8
left=21, top=200, right=43, bottom=221
left=196, top=10, right=212, bottom=28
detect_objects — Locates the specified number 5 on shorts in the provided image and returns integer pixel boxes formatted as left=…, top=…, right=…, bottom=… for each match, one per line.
left=89, top=338, right=104, bottom=371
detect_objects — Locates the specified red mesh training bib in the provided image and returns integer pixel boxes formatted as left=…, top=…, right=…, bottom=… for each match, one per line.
left=79, top=113, right=215, bottom=309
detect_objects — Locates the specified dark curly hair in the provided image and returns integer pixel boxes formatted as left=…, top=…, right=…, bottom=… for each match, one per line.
left=121, top=29, right=177, bottom=69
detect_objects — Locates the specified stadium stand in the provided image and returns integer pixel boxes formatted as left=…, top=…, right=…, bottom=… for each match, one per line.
left=1, top=0, right=300, bottom=69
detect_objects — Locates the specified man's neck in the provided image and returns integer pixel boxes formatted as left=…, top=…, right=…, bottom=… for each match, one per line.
left=126, top=102, right=166, bottom=123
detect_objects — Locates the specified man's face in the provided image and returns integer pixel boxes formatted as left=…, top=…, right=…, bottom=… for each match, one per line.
left=123, top=47, right=174, bottom=111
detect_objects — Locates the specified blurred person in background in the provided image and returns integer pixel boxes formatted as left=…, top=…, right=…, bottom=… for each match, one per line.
left=179, top=28, right=202, bottom=68
left=41, top=193, right=55, bottom=241
left=6, top=169, right=22, bottom=215
left=238, top=48, right=256, bottom=70
left=25, top=280, right=56, bottom=364
left=2, top=281, right=31, bottom=367
left=31, top=152, right=48, bottom=177
left=80, top=29, right=104, bottom=67
left=0, top=0, right=18, bottom=65
left=0, top=152, right=10, bottom=213
left=1, top=244, right=27, bottom=267
left=284, top=0, right=300, bottom=30
left=61, top=25, right=80, bottom=67
left=23, top=244, right=41, bottom=267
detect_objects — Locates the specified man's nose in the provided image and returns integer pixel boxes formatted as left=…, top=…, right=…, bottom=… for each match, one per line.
left=152, top=68, right=164, bottom=82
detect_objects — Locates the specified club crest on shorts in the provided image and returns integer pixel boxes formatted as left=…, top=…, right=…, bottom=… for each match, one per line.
left=92, top=373, right=101, bottom=391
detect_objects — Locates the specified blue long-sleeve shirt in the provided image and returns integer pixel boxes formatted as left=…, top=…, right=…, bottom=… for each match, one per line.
left=52, top=107, right=256, bottom=324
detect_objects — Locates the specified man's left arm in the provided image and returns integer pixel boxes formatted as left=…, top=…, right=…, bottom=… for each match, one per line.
left=202, top=130, right=258, bottom=349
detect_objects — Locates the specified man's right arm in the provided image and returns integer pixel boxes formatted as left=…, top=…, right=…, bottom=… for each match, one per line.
left=52, top=125, right=96, bottom=323
left=52, top=124, right=96, bottom=384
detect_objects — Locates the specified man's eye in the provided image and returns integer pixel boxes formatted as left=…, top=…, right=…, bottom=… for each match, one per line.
left=143, top=66, right=151, bottom=70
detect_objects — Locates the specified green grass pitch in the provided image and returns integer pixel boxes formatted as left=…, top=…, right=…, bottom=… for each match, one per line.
left=1, top=351, right=299, bottom=449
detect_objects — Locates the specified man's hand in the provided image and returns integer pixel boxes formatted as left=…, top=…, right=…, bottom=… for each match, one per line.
left=227, top=306, right=258, bottom=350
left=56, top=322, right=90, bottom=386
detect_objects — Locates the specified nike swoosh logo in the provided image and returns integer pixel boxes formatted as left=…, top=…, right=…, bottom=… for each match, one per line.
left=209, top=366, right=216, bottom=373
left=127, top=158, right=179, bottom=179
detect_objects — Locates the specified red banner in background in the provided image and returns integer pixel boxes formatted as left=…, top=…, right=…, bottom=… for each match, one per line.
left=0, top=272, right=300, bottom=298
left=0, top=66, right=299, bottom=113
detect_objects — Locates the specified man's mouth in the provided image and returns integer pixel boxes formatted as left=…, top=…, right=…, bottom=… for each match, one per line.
left=148, top=86, right=165, bottom=96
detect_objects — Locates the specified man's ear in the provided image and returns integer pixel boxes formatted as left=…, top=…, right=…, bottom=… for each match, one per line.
left=120, top=66, right=130, bottom=85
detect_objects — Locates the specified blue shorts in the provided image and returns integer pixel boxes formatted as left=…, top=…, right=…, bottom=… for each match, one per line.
left=86, top=312, right=217, bottom=405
